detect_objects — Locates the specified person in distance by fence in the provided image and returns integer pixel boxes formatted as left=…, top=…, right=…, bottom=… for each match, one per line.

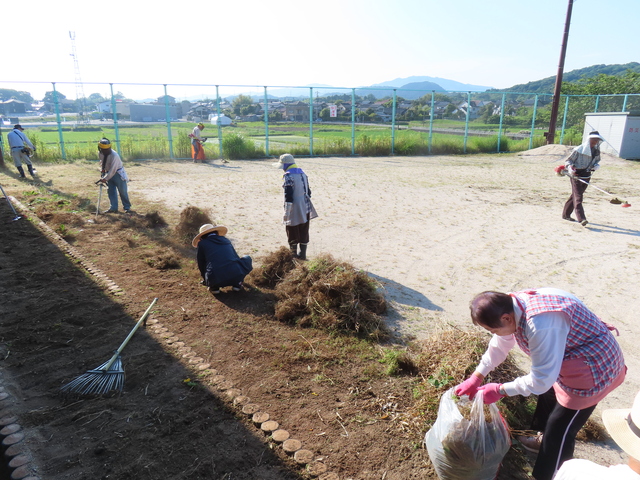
left=273, top=154, right=318, bottom=260
left=561, top=130, right=604, bottom=226
left=7, top=124, right=37, bottom=178
left=454, top=288, right=626, bottom=480
left=190, top=122, right=206, bottom=162
left=98, top=138, right=132, bottom=213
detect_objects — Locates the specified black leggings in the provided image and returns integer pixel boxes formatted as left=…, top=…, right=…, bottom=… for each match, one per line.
left=531, top=388, right=596, bottom=480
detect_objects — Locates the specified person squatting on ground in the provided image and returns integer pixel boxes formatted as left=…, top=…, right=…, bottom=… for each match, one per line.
left=7, top=124, right=37, bottom=178
left=190, top=123, right=206, bottom=162
left=554, top=389, right=640, bottom=480
left=562, top=130, right=604, bottom=226
left=192, top=224, right=253, bottom=294
left=454, top=288, right=626, bottom=480
left=98, top=138, right=132, bottom=213
left=273, top=154, right=318, bottom=260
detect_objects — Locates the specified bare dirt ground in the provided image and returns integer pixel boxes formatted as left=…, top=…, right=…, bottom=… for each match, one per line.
left=1, top=145, right=638, bottom=479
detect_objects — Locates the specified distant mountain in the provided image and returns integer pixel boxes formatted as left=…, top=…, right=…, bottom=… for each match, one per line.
left=492, top=62, right=640, bottom=94
left=369, top=76, right=492, bottom=92
left=356, top=81, right=447, bottom=100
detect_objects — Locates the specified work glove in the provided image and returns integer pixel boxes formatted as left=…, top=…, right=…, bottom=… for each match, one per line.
left=591, top=164, right=600, bottom=172
left=477, top=383, right=506, bottom=404
left=454, top=374, right=483, bottom=399
left=283, top=202, right=293, bottom=226
left=567, top=165, right=577, bottom=176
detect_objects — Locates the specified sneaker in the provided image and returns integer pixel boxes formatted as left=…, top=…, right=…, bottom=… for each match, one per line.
left=232, top=285, right=243, bottom=292
left=104, top=209, right=118, bottom=214
left=208, top=287, right=220, bottom=294
left=124, top=209, right=133, bottom=214
left=580, top=220, right=589, bottom=226
left=517, top=432, right=543, bottom=453
left=562, top=216, right=576, bottom=222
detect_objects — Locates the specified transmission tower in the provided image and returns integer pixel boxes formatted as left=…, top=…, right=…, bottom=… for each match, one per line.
left=69, top=31, right=88, bottom=123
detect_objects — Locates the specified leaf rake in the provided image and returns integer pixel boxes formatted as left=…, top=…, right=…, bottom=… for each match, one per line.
left=61, top=298, right=158, bottom=395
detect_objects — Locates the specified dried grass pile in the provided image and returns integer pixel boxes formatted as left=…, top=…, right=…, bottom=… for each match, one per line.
left=273, top=254, right=387, bottom=339
left=142, top=248, right=181, bottom=270
left=174, top=206, right=212, bottom=245
left=144, top=211, right=167, bottom=228
left=246, top=246, right=297, bottom=288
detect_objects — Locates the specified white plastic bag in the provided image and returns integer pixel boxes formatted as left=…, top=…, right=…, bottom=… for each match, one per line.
left=425, top=388, right=511, bottom=480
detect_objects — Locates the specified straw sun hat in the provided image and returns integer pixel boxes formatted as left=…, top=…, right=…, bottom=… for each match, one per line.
left=272, top=153, right=295, bottom=168
left=192, top=223, right=228, bottom=247
left=602, top=390, right=640, bottom=460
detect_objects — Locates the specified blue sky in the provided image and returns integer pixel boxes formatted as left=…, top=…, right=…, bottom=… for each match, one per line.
left=4, top=0, right=639, bottom=100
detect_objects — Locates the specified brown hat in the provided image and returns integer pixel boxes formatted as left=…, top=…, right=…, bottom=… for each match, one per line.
left=192, top=223, right=228, bottom=247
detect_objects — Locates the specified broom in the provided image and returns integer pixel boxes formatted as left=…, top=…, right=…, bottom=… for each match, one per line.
left=61, top=298, right=158, bottom=395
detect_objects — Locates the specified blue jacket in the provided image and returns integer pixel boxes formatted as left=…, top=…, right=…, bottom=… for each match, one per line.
left=196, top=234, right=252, bottom=288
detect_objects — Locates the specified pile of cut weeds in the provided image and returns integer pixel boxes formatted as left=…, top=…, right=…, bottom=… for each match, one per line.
left=260, top=253, right=388, bottom=339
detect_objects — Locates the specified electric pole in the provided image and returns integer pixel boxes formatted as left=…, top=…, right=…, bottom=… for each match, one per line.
left=545, top=0, right=574, bottom=144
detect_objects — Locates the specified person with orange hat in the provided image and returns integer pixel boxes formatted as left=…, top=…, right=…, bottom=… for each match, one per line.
left=192, top=224, right=253, bottom=294
left=554, top=390, right=640, bottom=479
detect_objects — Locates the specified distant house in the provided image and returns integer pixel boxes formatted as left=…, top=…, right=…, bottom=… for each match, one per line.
left=187, top=103, right=214, bottom=122
left=155, top=95, right=176, bottom=105
left=0, top=99, right=27, bottom=115
left=284, top=101, right=309, bottom=122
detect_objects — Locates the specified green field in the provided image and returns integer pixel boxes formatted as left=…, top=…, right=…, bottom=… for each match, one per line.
left=3, top=121, right=547, bottom=163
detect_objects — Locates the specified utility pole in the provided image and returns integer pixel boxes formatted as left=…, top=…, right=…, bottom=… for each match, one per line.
left=69, top=31, right=88, bottom=124
left=545, top=0, right=574, bottom=144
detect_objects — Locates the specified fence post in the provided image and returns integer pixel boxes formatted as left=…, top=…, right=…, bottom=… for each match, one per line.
left=529, top=95, right=539, bottom=150
left=497, top=93, right=506, bottom=153
left=391, top=89, right=397, bottom=155
left=428, top=91, right=435, bottom=154
left=309, top=87, right=314, bottom=156
left=594, top=94, right=600, bottom=113
left=559, top=96, right=569, bottom=144
left=622, top=94, right=629, bottom=112
left=264, top=86, right=269, bottom=157
left=351, top=88, right=356, bottom=156
left=163, top=85, right=174, bottom=159
left=216, top=86, right=223, bottom=159
left=463, top=92, right=471, bottom=154
left=109, top=84, right=121, bottom=153
left=52, top=82, right=67, bottom=160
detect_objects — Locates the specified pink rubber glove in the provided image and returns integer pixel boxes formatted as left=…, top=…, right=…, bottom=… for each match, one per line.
left=454, top=374, right=483, bottom=399
left=477, top=383, right=506, bottom=404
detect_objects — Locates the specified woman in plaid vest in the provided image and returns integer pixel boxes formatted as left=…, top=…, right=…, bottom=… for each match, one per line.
left=454, top=288, right=626, bottom=480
